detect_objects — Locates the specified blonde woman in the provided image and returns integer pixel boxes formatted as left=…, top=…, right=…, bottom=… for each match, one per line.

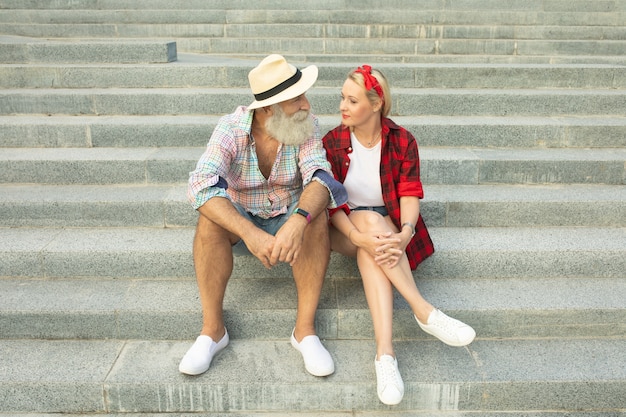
left=322, top=66, right=475, bottom=405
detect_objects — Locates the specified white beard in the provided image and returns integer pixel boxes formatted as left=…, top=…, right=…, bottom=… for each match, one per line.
left=265, top=105, right=313, bottom=146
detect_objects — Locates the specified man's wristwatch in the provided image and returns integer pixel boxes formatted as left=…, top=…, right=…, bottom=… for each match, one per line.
left=401, top=222, right=416, bottom=238
left=293, top=207, right=311, bottom=223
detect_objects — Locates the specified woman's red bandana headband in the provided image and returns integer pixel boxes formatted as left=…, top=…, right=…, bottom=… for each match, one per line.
left=355, top=65, right=383, bottom=99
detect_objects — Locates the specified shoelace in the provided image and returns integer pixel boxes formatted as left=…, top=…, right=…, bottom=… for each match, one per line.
left=431, top=311, right=463, bottom=337
left=377, top=357, right=400, bottom=386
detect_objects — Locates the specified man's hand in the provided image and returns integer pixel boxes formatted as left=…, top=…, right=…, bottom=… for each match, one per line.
left=270, top=215, right=307, bottom=266
left=242, top=228, right=278, bottom=269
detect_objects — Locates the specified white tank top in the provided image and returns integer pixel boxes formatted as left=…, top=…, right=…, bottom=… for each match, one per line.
left=344, top=131, right=384, bottom=208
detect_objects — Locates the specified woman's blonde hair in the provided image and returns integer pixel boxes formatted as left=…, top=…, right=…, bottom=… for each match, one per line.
left=347, top=67, right=392, bottom=117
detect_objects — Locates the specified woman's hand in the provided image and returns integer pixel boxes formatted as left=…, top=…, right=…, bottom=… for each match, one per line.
left=372, top=227, right=414, bottom=268
left=380, top=227, right=414, bottom=268
left=350, top=230, right=403, bottom=268
left=375, top=231, right=406, bottom=268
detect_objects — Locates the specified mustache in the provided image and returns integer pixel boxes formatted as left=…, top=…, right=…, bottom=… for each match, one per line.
left=291, top=110, right=310, bottom=121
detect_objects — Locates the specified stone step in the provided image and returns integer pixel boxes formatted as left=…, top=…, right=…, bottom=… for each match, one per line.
left=2, top=0, right=626, bottom=12
left=1, top=226, right=623, bottom=280
left=0, top=36, right=177, bottom=64
left=1, top=115, right=624, bottom=148
left=0, top=1, right=622, bottom=415
left=1, top=147, right=624, bottom=186
left=2, top=8, right=625, bottom=27
left=2, top=88, right=625, bottom=116
left=2, top=55, right=625, bottom=89
left=1, top=275, right=624, bottom=340
left=247, top=53, right=626, bottom=65
left=1, top=30, right=624, bottom=57
left=1, top=184, right=624, bottom=228
left=0, top=337, right=624, bottom=413
left=0, top=410, right=612, bottom=417
left=126, top=37, right=626, bottom=58
left=3, top=22, right=626, bottom=41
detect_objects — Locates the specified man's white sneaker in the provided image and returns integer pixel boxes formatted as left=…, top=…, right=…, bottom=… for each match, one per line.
left=290, top=330, right=335, bottom=377
left=375, top=355, right=404, bottom=405
left=179, top=329, right=229, bottom=375
left=416, top=309, right=476, bottom=347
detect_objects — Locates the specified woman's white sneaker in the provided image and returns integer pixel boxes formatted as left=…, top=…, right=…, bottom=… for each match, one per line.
left=374, top=355, right=404, bottom=405
left=416, top=309, right=476, bottom=347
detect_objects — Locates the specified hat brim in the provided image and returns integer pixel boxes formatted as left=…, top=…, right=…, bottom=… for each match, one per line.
left=248, top=65, right=318, bottom=110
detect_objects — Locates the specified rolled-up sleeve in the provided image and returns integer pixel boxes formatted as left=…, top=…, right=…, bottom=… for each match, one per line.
left=187, top=115, right=238, bottom=209
left=396, top=132, right=424, bottom=199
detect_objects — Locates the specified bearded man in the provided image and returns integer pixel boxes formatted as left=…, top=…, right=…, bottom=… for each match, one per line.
left=180, top=55, right=346, bottom=377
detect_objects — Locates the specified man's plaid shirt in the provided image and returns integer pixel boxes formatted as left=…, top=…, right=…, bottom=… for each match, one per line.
left=323, top=117, right=435, bottom=270
left=188, top=106, right=339, bottom=218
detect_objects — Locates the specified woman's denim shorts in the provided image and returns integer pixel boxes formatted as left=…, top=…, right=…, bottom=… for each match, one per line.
left=351, top=205, right=388, bottom=216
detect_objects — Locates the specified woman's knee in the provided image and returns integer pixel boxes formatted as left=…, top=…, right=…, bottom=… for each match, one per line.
left=353, top=211, right=388, bottom=231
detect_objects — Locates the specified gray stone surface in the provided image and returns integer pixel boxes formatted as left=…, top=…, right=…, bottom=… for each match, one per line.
left=0, top=410, right=621, bottom=417
left=0, top=0, right=624, bottom=414
left=1, top=24, right=624, bottom=57
left=1, top=183, right=624, bottom=228
left=3, top=59, right=624, bottom=89
left=420, top=226, right=626, bottom=278
left=1, top=8, right=625, bottom=26
left=2, top=87, right=626, bottom=117
left=1, top=0, right=624, bottom=12
left=2, top=114, right=625, bottom=148
left=0, top=339, right=122, bottom=413
left=0, top=38, right=177, bottom=64
left=0, top=147, right=623, bottom=185
left=0, top=226, right=624, bottom=280
left=0, top=338, right=623, bottom=413
left=0, top=184, right=184, bottom=227
left=423, top=184, right=626, bottom=227
left=0, top=184, right=626, bottom=227
left=1, top=276, right=624, bottom=340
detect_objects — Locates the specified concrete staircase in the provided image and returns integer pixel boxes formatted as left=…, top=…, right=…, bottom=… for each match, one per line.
left=0, top=0, right=625, bottom=415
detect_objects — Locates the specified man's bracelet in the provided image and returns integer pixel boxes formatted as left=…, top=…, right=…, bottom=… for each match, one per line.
left=293, top=207, right=311, bottom=223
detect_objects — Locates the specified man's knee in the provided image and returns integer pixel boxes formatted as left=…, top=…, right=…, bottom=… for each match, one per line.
left=195, top=214, right=213, bottom=239
left=307, top=211, right=330, bottom=237
left=298, top=211, right=330, bottom=254
left=195, top=214, right=236, bottom=244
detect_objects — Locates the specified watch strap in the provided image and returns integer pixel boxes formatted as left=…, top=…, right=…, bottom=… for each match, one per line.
left=293, top=207, right=312, bottom=223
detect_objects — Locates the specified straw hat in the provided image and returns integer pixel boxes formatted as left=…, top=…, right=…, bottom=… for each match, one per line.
left=247, top=54, right=318, bottom=110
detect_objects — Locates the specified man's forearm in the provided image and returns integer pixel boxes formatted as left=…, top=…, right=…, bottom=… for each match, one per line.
left=197, top=196, right=255, bottom=240
left=296, top=180, right=330, bottom=219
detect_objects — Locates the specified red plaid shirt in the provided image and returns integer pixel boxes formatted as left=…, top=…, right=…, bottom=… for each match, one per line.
left=323, top=117, right=434, bottom=270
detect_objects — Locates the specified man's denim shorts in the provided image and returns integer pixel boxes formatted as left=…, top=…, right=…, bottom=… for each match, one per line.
left=231, top=201, right=299, bottom=255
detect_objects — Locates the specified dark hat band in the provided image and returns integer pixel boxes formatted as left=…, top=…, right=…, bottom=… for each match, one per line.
left=253, top=69, right=302, bottom=101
